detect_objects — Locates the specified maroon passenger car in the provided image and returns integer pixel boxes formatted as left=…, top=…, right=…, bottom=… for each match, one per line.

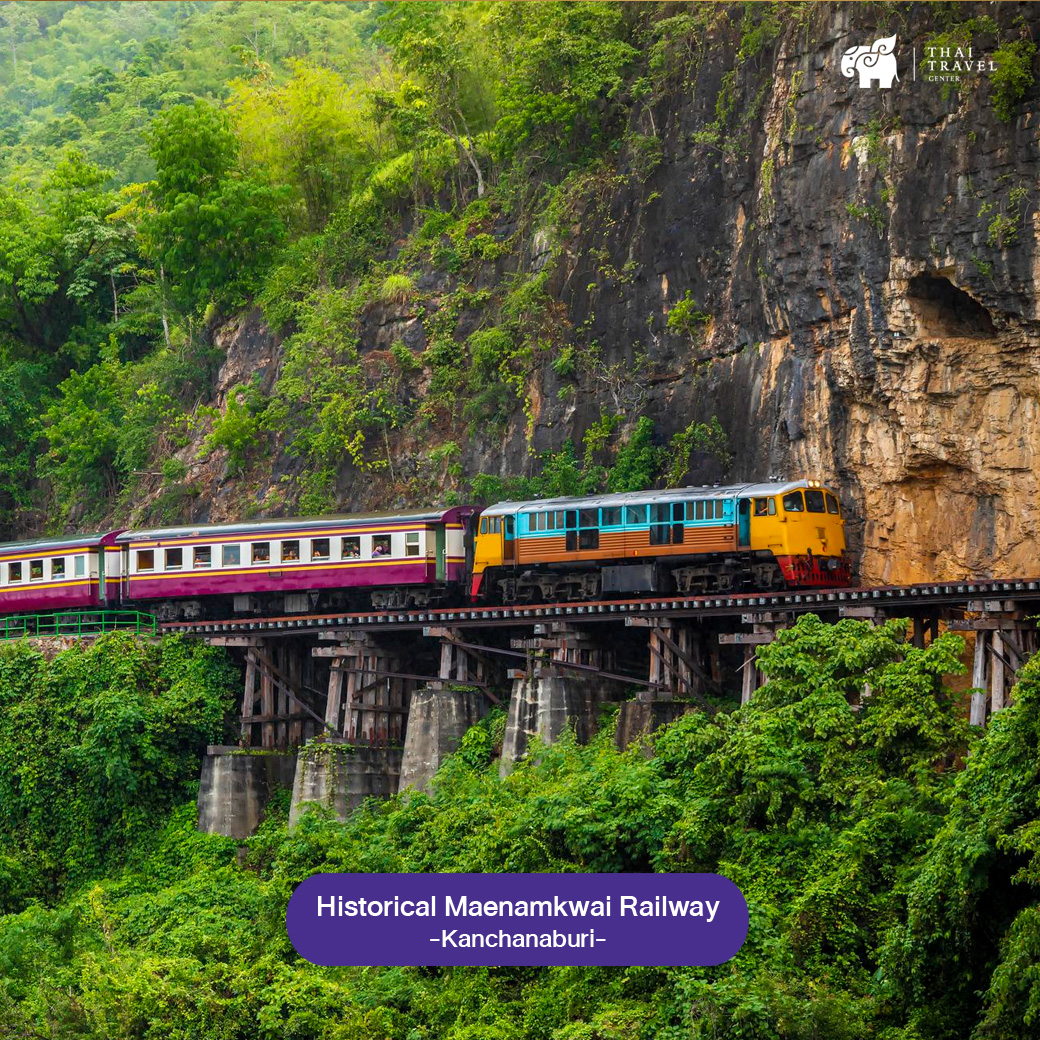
left=0, top=531, right=123, bottom=614
left=116, top=508, right=477, bottom=619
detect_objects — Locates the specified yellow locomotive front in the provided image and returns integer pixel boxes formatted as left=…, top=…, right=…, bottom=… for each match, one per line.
left=744, top=481, right=850, bottom=588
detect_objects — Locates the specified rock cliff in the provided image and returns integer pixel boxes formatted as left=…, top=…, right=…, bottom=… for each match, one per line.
left=157, top=1, right=1040, bottom=587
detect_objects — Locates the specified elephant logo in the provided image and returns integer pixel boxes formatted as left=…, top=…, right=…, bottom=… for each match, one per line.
left=841, top=34, right=899, bottom=89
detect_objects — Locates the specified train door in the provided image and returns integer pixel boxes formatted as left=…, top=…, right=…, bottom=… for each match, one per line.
left=503, top=516, right=516, bottom=561
left=737, top=499, right=751, bottom=548
left=435, top=525, right=447, bottom=581
left=97, top=550, right=106, bottom=602
left=565, top=510, right=578, bottom=551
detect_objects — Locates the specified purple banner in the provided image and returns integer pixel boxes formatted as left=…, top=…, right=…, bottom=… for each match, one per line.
left=287, top=872, right=749, bottom=967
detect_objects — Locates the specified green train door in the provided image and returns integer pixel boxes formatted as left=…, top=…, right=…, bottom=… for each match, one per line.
left=435, top=525, right=447, bottom=581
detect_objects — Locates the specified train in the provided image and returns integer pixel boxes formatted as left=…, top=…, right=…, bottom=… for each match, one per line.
left=0, top=480, right=849, bottom=621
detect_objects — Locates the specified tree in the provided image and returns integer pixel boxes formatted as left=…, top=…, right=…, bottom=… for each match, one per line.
left=145, top=100, right=285, bottom=314
left=0, top=3, right=40, bottom=82
left=376, top=2, right=497, bottom=198
left=230, top=61, right=377, bottom=231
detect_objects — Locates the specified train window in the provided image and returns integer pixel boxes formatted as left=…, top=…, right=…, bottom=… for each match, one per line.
left=74, top=555, right=86, bottom=578
left=491, top=518, right=502, bottom=534
left=52, top=557, right=65, bottom=578
left=193, top=546, right=212, bottom=568
left=373, top=535, right=391, bottom=557
left=579, top=508, right=598, bottom=528
left=579, top=528, right=599, bottom=549
left=312, top=538, right=330, bottom=560
left=555, top=510, right=566, bottom=529
left=252, top=542, right=270, bottom=563
left=783, top=491, right=805, bottom=512
left=689, top=501, right=703, bottom=521
left=30, top=559, right=43, bottom=580
left=222, top=544, right=241, bottom=566
left=281, top=540, right=300, bottom=562
left=626, top=505, right=647, bottom=524
left=9, top=561, right=21, bottom=583
left=342, top=536, right=361, bottom=559
left=826, top=493, right=840, bottom=515
left=405, top=532, right=420, bottom=557
left=136, top=550, right=154, bottom=572
left=165, top=547, right=183, bottom=570
left=754, top=498, right=769, bottom=516
left=479, top=517, right=488, bottom=535
left=601, top=507, right=622, bottom=526
left=649, top=503, right=672, bottom=545
left=805, top=489, right=826, bottom=513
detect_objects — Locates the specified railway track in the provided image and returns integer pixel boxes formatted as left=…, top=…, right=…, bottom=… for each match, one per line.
left=161, top=576, right=1040, bottom=636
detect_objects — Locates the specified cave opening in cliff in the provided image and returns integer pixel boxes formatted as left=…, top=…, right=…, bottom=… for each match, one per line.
left=908, top=274, right=997, bottom=338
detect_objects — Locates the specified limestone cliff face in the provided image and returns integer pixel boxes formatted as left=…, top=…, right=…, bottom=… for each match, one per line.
left=163, top=1, right=1040, bottom=587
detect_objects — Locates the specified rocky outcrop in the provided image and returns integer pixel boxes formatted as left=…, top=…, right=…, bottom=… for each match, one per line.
left=147, top=2, right=1040, bottom=586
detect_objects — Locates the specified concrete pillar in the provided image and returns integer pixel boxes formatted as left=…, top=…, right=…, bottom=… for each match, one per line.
left=288, top=739, right=403, bottom=828
left=399, top=684, right=488, bottom=792
left=500, top=668, right=612, bottom=772
left=615, top=699, right=695, bottom=750
left=197, top=745, right=298, bottom=838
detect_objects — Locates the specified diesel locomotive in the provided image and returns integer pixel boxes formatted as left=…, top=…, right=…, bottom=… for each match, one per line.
left=0, top=480, right=848, bottom=620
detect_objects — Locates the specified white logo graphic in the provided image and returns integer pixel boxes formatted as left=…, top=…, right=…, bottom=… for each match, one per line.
left=842, top=34, right=899, bottom=89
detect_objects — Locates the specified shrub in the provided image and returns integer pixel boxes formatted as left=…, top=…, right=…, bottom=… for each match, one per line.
left=991, top=39, right=1037, bottom=122
left=665, top=290, right=710, bottom=337
left=377, top=272, right=416, bottom=304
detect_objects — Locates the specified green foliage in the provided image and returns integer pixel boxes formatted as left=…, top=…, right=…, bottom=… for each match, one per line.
left=664, top=416, right=731, bottom=486
left=198, top=379, right=266, bottom=477
left=665, top=290, right=710, bottom=338
left=990, top=39, right=1037, bottom=122
left=0, top=634, right=236, bottom=906
left=2, top=613, right=1009, bottom=1040
left=377, top=272, right=416, bottom=304
left=146, top=100, right=286, bottom=315
left=606, top=416, right=660, bottom=492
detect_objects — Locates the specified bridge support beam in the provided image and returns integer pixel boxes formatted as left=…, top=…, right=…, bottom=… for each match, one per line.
left=289, top=739, right=402, bottom=828
left=317, top=632, right=413, bottom=744
left=206, top=636, right=324, bottom=749
left=952, top=603, right=1038, bottom=726
left=720, top=613, right=791, bottom=704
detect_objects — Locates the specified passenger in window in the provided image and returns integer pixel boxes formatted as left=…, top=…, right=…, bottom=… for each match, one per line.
left=754, top=499, right=769, bottom=516
left=373, top=538, right=390, bottom=557
left=346, top=542, right=361, bottom=558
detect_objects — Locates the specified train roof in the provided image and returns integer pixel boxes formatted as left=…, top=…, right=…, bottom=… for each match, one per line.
left=0, top=531, right=120, bottom=554
left=117, top=507, right=472, bottom=543
left=479, top=481, right=833, bottom=516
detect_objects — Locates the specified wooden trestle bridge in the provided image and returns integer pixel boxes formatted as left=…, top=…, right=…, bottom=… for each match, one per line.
left=162, top=577, right=1040, bottom=753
